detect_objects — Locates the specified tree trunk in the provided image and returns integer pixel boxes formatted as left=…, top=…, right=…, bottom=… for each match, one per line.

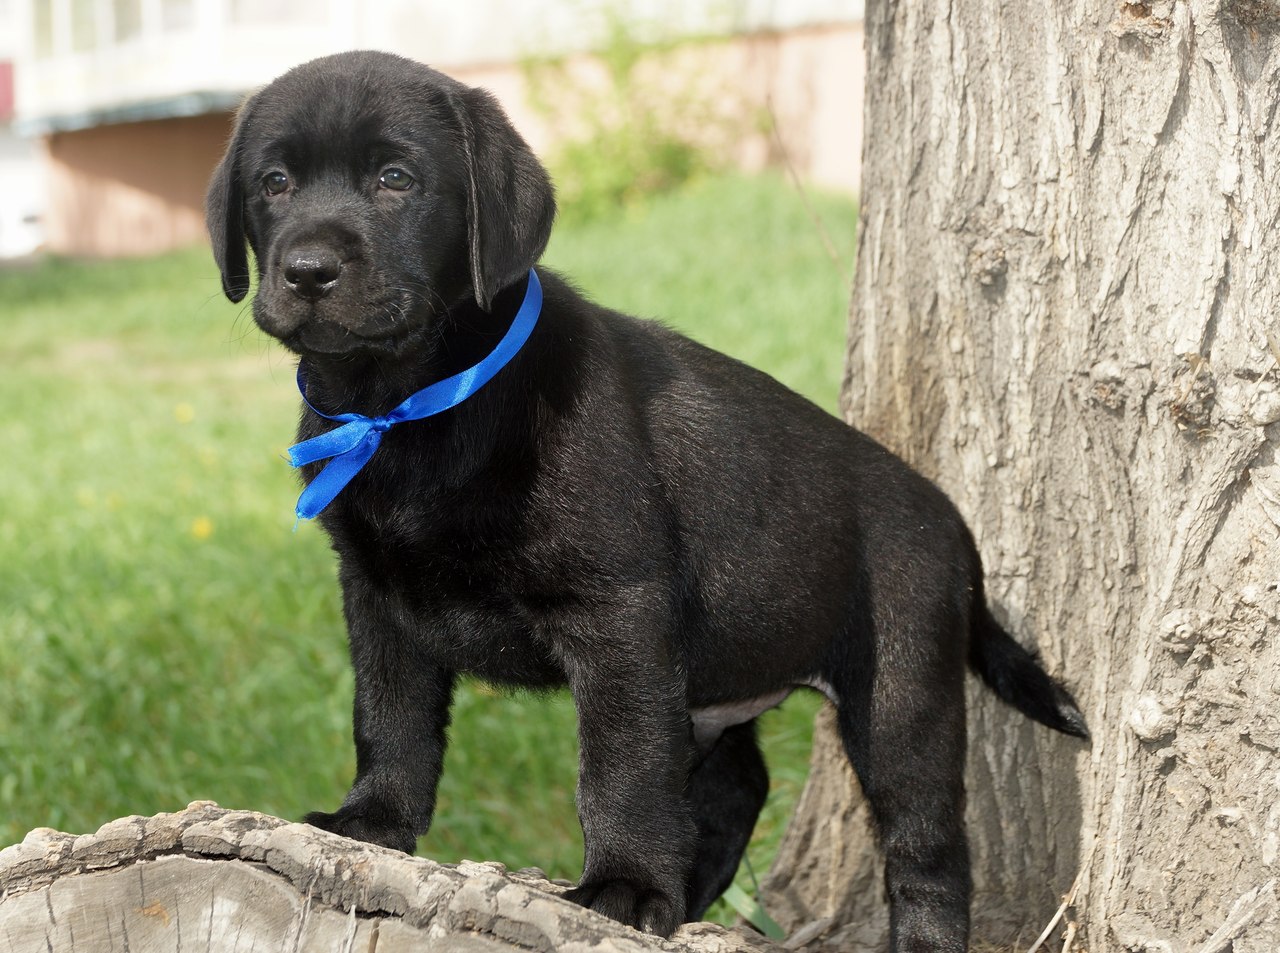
left=766, top=0, right=1280, bottom=950
left=0, top=803, right=778, bottom=953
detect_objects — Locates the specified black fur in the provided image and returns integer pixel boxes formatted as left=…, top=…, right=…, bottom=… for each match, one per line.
left=206, top=50, right=1088, bottom=951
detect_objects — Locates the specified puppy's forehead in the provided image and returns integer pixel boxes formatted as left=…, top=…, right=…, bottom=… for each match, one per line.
left=246, top=52, right=459, bottom=164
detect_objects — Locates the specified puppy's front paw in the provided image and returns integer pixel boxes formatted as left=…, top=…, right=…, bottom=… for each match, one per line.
left=564, top=878, right=682, bottom=937
left=302, top=808, right=417, bottom=854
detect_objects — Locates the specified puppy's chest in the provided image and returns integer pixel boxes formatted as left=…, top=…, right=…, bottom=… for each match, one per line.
left=374, top=563, right=566, bottom=686
left=333, top=500, right=577, bottom=686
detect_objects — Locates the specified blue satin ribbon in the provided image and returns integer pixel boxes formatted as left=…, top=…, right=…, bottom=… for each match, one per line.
left=287, top=268, right=543, bottom=521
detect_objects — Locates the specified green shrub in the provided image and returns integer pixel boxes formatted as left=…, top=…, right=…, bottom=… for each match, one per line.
left=522, top=4, right=762, bottom=221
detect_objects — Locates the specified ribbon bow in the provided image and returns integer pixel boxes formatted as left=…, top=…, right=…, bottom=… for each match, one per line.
left=287, top=268, right=543, bottom=521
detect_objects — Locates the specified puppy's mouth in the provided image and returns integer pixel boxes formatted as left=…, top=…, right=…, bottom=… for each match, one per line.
left=280, top=317, right=412, bottom=357
left=256, top=294, right=424, bottom=358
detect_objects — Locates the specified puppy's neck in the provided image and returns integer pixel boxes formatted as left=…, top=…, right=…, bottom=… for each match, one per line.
left=298, top=280, right=532, bottom=419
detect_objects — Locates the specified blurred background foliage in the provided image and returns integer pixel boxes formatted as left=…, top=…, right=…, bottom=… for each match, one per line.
left=522, top=3, right=770, bottom=222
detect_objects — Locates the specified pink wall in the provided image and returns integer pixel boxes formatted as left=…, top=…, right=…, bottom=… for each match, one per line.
left=43, top=113, right=229, bottom=257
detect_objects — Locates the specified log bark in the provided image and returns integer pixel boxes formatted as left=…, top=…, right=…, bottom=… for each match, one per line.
left=766, top=0, right=1280, bottom=950
left=0, top=803, right=779, bottom=953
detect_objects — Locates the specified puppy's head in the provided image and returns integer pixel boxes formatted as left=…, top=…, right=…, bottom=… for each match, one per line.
left=206, top=51, right=556, bottom=357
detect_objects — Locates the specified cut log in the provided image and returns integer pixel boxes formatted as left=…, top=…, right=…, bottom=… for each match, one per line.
left=0, top=802, right=783, bottom=953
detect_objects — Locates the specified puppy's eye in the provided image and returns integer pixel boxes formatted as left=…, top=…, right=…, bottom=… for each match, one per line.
left=263, top=171, right=290, bottom=195
left=379, top=168, right=414, bottom=191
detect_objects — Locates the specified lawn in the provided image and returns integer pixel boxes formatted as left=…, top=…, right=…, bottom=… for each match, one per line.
left=0, top=173, right=856, bottom=922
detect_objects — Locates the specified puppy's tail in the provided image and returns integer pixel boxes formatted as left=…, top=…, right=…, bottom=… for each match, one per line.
left=969, top=604, right=1090, bottom=740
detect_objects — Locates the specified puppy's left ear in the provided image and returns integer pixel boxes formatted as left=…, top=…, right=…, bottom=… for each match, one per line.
left=205, top=97, right=257, bottom=303
left=450, top=87, right=556, bottom=311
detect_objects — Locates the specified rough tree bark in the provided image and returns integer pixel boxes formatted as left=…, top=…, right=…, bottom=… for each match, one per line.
left=765, top=0, right=1280, bottom=951
left=0, top=803, right=779, bottom=953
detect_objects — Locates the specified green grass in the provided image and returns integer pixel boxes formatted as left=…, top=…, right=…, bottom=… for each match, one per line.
left=0, top=173, right=856, bottom=922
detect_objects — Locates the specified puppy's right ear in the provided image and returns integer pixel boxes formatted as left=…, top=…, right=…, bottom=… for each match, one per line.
left=206, top=99, right=256, bottom=303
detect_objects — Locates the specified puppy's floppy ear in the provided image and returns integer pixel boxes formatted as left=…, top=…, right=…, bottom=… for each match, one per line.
left=449, top=87, right=556, bottom=311
left=205, top=97, right=257, bottom=303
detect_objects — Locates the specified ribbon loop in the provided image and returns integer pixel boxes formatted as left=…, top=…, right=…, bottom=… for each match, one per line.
left=287, top=268, right=543, bottom=521
left=288, top=419, right=376, bottom=467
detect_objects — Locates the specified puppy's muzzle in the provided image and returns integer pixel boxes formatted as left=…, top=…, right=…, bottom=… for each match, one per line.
left=284, top=245, right=343, bottom=300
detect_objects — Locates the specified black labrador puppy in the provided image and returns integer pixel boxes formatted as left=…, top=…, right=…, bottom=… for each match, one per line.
left=206, top=50, right=1087, bottom=952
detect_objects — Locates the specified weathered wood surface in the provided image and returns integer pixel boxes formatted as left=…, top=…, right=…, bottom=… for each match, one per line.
left=0, top=802, right=783, bottom=953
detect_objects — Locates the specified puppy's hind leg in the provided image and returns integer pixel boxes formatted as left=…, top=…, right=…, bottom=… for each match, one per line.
left=684, top=720, right=770, bottom=922
left=831, top=599, right=972, bottom=953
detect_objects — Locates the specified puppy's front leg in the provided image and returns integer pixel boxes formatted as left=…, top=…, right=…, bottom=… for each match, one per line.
left=304, top=580, right=454, bottom=854
left=561, top=628, right=696, bottom=937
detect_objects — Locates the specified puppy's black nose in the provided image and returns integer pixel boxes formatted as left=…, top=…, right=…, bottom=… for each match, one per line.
left=283, top=248, right=342, bottom=300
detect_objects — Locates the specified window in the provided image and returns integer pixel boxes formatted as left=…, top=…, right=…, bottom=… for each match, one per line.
left=113, top=0, right=143, bottom=42
left=162, top=0, right=195, bottom=30
left=231, top=0, right=320, bottom=24
left=71, top=0, right=97, bottom=51
left=34, top=0, right=54, bottom=57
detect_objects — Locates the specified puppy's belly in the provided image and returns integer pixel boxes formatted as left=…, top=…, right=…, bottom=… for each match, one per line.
left=689, top=678, right=836, bottom=752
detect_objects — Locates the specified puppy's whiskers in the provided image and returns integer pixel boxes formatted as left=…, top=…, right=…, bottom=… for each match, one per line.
left=227, top=303, right=260, bottom=347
